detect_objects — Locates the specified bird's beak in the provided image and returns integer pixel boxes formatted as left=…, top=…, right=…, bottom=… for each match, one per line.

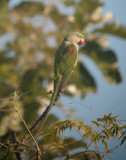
left=79, top=38, right=84, bottom=46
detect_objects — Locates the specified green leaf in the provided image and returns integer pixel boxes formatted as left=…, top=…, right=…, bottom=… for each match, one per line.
left=93, top=151, right=101, bottom=160
left=97, top=118, right=103, bottom=122
left=92, top=121, right=99, bottom=127
left=106, top=130, right=113, bottom=137
left=120, top=136, right=126, bottom=146
left=82, top=41, right=122, bottom=84
left=119, top=132, right=125, bottom=139
left=102, top=140, right=108, bottom=149
left=115, top=127, right=119, bottom=137
left=102, top=130, right=109, bottom=139
left=94, top=23, right=126, bottom=39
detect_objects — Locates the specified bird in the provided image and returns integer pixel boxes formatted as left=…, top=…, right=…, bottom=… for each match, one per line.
left=21, top=32, right=84, bottom=142
left=41, top=32, right=84, bottom=126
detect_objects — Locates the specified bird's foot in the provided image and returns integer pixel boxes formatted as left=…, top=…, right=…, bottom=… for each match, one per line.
left=47, top=90, right=54, bottom=95
left=71, top=70, right=74, bottom=75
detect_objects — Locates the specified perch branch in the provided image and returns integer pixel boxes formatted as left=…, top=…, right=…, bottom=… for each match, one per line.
left=21, top=88, right=63, bottom=143
left=11, top=131, right=23, bottom=160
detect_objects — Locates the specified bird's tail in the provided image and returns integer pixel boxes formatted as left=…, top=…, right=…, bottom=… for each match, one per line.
left=21, top=75, right=64, bottom=143
left=40, top=75, right=62, bottom=126
left=21, top=76, right=62, bottom=143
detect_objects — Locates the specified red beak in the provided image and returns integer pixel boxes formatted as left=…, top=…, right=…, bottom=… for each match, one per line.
left=79, top=38, right=84, bottom=46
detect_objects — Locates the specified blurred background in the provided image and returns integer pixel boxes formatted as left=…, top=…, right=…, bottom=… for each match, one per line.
left=0, top=0, right=126, bottom=159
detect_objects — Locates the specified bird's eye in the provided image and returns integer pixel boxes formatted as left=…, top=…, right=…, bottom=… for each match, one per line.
left=79, top=39, right=84, bottom=46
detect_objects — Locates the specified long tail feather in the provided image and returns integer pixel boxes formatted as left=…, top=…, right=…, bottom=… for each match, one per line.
left=40, top=74, right=62, bottom=126
left=21, top=75, right=62, bottom=143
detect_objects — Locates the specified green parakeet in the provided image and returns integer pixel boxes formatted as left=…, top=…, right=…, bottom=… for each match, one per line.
left=41, top=32, right=84, bottom=125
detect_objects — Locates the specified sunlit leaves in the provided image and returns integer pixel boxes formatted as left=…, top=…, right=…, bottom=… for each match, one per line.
left=0, top=91, right=23, bottom=136
left=13, top=2, right=45, bottom=17
left=92, top=121, right=99, bottom=127
left=120, top=135, right=126, bottom=146
left=82, top=41, right=122, bottom=84
left=0, top=93, right=126, bottom=159
left=102, top=130, right=109, bottom=139
left=48, top=113, right=126, bottom=159
left=94, top=23, right=126, bottom=39
left=0, top=0, right=11, bottom=34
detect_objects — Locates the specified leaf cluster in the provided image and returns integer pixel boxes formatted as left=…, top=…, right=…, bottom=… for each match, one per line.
left=47, top=113, right=126, bottom=159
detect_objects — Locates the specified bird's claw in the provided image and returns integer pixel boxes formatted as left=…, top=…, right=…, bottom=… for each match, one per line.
left=71, top=70, right=74, bottom=75
left=47, top=90, right=54, bottom=95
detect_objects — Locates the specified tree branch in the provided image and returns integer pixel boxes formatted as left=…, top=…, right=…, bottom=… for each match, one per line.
left=21, top=88, right=63, bottom=143
left=11, top=131, right=23, bottom=160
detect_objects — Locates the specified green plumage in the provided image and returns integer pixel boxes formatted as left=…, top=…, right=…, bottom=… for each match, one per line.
left=54, top=42, right=77, bottom=90
left=42, top=32, right=84, bottom=126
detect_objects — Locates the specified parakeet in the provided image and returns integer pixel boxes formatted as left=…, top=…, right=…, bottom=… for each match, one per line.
left=41, top=32, right=84, bottom=125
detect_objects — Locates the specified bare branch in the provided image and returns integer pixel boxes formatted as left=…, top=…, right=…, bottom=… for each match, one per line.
left=11, top=131, right=23, bottom=160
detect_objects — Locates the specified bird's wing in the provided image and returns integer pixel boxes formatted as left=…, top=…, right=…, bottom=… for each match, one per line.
left=54, top=43, right=77, bottom=90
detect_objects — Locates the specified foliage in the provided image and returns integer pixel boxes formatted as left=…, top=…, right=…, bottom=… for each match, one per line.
left=50, top=113, right=126, bottom=159
left=93, top=23, right=126, bottom=39
left=0, top=92, right=126, bottom=159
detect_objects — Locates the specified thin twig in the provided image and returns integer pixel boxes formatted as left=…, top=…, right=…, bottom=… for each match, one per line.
left=90, top=94, right=94, bottom=130
left=0, top=142, right=9, bottom=150
left=13, top=100, right=41, bottom=160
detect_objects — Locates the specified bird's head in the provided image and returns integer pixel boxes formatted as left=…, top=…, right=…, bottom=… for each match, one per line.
left=64, top=32, right=84, bottom=46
